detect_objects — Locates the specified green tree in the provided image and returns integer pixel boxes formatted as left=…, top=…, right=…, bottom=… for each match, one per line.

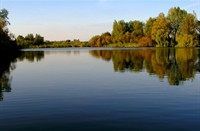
left=16, top=35, right=24, bottom=42
left=111, top=20, right=144, bottom=44
left=122, top=32, right=131, bottom=43
left=101, top=32, right=112, bottom=46
left=88, top=35, right=101, bottom=47
left=0, top=9, right=10, bottom=42
left=176, top=13, right=198, bottom=47
left=0, top=9, right=9, bottom=28
left=144, top=17, right=156, bottom=37
left=0, top=9, right=18, bottom=51
left=151, top=13, right=170, bottom=47
left=167, top=7, right=187, bottom=46
left=177, top=34, right=197, bottom=47
left=34, top=34, right=44, bottom=45
left=112, top=20, right=127, bottom=43
left=25, top=34, right=34, bottom=41
left=16, top=34, right=44, bottom=48
left=16, top=35, right=25, bottom=47
left=89, top=32, right=111, bottom=47
left=144, top=17, right=156, bottom=45
left=129, top=20, right=144, bottom=43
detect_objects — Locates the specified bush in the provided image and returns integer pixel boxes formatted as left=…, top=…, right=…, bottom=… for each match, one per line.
left=138, top=37, right=152, bottom=47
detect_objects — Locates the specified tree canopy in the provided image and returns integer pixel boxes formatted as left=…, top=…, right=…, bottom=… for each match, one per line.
left=89, top=6, right=199, bottom=47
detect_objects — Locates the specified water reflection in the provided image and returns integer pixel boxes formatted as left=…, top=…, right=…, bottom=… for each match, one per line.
left=0, top=48, right=199, bottom=101
left=18, top=51, right=44, bottom=62
left=0, top=51, right=44, bottom=100
left=0, top=53, right=19, bottom=100
left=90, top=48, right=200, bottom=85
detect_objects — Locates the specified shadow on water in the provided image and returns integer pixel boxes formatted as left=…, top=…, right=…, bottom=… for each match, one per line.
left=90, top=48, right=200, bottom=85
left=0, top=51, right=44, bottom=101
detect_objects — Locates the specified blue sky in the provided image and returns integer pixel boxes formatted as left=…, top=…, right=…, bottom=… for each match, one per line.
left=1, top=0, right=200, bottom=41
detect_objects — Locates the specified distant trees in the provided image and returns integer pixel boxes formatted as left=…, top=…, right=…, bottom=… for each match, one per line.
left=16, top=34, right=44, bottom=48
left=89, top=6, right=199, bottom=47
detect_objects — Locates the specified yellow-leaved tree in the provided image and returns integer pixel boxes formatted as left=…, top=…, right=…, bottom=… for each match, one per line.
left=151, top=13, right=170, bottom=47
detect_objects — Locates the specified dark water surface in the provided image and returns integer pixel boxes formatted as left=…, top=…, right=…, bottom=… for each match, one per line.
left=0, top=48, right=200, bottom=131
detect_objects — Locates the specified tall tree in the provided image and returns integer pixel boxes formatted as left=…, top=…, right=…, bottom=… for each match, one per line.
left=34, top=34, right=44, bottom=45
left=151, top=13, right=170, bottom=47
left=176, top=13, right=199, bottom=47
left=144, top=17, right=156, bottom=38
left=0, top=9, right=18, bottom=51
left=167, top=7, right=187, bottom=46
left=0, top=9, right=9, bottom=28
left=129, top=20, right=144, bottom=43
left=112, top=20, right=127, bottom=43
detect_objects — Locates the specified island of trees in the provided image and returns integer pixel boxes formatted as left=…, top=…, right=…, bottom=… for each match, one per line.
left=15, top=7, right=200, bottom=48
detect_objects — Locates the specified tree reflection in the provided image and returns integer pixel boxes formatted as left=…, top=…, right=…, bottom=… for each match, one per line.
left=18, top=51, right=44, bottom=62
left=0, top=51, right=44, bottom=101
left=0, top=53, right=19, bottom=100
left=90, top=48, right=200, bottom=85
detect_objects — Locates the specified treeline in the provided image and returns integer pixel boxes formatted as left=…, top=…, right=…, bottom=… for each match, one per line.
left=16, top=34, right=44, bottom=48
left=16, top=34, right=89, bottom=48
left=14, top=6, right=200, bottom=48
left=89, top=7, right=200, bottom=47
left=0, top=9, right=19, bottom=52
left=42, top=40, right=89, bottom=48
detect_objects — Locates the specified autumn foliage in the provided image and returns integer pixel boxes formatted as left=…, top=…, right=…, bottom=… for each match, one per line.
left=89, top=7, right=200, bottom=47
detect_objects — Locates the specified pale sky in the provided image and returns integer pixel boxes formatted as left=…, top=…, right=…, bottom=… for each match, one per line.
left=1, top=0, right=200, bottom=41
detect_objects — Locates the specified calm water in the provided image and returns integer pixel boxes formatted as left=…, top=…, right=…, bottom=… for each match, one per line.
left=0, top=48, right=200, bottom=131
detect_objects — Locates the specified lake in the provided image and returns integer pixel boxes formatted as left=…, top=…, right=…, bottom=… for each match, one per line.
left=0, top=48, right=200, bottom=131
